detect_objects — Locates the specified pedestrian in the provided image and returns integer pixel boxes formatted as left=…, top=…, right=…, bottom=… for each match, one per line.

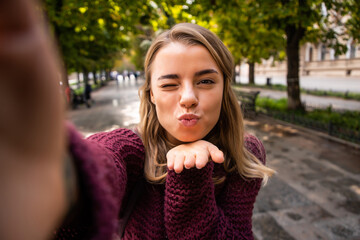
left=84, top=82, right=92, bottom=108
left=65, top=85, right=71, bottom=105
left=0, top=1, right=274, bottom=239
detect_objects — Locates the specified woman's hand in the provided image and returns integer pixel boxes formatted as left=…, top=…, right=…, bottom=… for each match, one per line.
left=166, top=140, right=224, bottom=173
left=0, top=0, right=68, bottom=239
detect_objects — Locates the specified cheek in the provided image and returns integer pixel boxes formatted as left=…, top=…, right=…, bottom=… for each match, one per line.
left=154, top=94, right=175, bottom=118
left=206, top=92, right=223, bottom=117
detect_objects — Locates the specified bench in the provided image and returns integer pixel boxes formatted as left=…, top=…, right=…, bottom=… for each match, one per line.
left=233, top=89, right=260, bottom=119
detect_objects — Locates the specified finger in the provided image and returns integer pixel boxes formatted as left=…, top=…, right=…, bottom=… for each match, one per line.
left=208, top=145, right=224, bottom=163
left=184, top=153, right=195, bottom=169
left=166, top=151, right=175, bottom=170
left=174, top=154, right=185, bottom=173
left=195, top=152, right=209, bottom=169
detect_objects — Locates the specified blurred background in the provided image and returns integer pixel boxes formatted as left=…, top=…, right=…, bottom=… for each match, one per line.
left=41, top=0, right=359, bottom=239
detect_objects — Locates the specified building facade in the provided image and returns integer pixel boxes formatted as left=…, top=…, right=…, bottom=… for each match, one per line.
left=255, top=40, right=360, bottom=77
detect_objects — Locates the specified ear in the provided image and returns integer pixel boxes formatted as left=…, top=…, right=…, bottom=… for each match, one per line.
left=150, top=89, right=155, bottom=104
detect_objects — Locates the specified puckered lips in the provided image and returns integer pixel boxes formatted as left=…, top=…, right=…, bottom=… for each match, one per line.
left=178, top=113, right=200, bottom=127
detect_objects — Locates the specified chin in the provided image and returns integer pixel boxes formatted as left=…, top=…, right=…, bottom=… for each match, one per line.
left=176, top=134, right=203, bottom=143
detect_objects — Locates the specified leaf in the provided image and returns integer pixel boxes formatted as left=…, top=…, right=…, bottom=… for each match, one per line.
left=79, top=7, right=87, bottom=14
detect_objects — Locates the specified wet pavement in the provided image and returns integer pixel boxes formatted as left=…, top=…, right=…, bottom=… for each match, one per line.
left=67, top=79, right=142, bottom=137
left=68, top=79, right=360, bottom=240
left=246, top=118, right=360, bottom=240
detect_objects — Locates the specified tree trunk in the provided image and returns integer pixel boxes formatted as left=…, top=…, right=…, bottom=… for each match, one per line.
left=100, top=70, right=104, bottom=86
left=232, top=66, right=236, bottom=84
left=62, top=64, right=69, bottom=88
left=92, top=70, right=97, bottom=85
left=77, top=71, right=81, bottom=89
left=106, top=69, right=110, bottom=81
left=248, top=62, right=255, bottom=85
left=285, top=24, right=304, bottom=111
left=83, top=69, right=89, bottom=85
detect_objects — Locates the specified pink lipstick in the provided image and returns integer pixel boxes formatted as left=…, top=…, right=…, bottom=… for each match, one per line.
left=178, top=114, right=200, bottom=127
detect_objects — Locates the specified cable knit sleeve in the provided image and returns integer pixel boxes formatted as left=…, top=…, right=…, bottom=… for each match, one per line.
left=54, top=123, right=144, bottom=240
left=164, top=134, right=265, bottom=240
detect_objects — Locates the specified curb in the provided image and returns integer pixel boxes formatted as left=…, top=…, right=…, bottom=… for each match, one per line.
left=255, top=113, right=360, bottom=151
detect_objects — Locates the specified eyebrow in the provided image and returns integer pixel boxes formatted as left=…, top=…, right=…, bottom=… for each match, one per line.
left=194, top=69, right=219, bottom=77
left=158, top=74, right=179, bottom=80
left=157, top=69, right=219, bottom=80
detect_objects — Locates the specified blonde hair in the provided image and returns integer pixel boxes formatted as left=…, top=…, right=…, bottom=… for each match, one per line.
left=139, top=23, right=274, bottom=184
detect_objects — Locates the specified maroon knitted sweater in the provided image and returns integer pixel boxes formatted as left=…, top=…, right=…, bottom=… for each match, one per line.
left=54, top=124, right=266, bottom=240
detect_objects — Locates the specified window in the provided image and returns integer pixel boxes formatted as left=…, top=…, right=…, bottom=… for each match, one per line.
left=321, top=45, right=326, bottom=61
left=350, top=44, right=356, bottom=59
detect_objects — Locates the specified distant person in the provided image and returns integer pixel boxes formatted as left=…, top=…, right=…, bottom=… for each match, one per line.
left=0, top=1, right=274, bottom=239
left=134, top=71, right=139, bottom=81
left=65, top=86, right=71, bottom=105
left=84, top=83, right=92, bottom=108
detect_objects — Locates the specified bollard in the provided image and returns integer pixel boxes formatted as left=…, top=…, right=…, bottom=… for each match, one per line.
left=266, top=77, right=272, bottom=86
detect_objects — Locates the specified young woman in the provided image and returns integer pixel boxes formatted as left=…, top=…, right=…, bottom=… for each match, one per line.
left=0, top=1, right=274, bottom=239
left=61, top=23, right=274, bottom=239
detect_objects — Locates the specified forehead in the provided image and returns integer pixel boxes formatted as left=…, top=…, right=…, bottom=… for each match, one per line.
left=151, top=42, right=220, bottom=75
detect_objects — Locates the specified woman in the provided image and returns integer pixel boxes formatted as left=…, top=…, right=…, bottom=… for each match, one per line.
left=58, top=23, right=274, bottom=239
left=0, top=1, right=274, bottom=239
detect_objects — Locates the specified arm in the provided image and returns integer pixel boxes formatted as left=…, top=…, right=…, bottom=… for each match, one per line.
left=0, top=0, right=67, bottom=239
left=164, top=136, right=265, bottom=239
left=54, top=126, right=144, bottom=240
left=0, top=0, right=145, bottom=239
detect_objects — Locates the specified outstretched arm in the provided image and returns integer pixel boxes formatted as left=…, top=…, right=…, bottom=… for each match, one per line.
left=0, top=0, right=69, bottom=239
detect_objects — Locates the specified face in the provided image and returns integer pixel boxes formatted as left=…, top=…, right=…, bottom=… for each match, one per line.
left=150, top=42, right=224, bottom=145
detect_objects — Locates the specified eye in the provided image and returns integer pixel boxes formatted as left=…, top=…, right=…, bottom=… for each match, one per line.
left=198, top=79, right=214, bottom=85
left=160, top=84, right=178, bottom=88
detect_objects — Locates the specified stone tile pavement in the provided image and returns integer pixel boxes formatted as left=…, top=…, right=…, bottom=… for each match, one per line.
left=246, top=116, right=360, bottom=240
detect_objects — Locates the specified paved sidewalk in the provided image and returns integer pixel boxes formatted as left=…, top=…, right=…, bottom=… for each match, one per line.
left=247, top=116, right=360, bottom=240
left=68, top=80, right=360, bottom=240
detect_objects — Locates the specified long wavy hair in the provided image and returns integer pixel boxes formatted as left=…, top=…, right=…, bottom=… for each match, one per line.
left=138, top=23, right=274, bottom=184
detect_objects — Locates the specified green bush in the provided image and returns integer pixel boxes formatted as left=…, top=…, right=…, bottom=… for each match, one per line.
left=256, top=97, right=360, bottom=131
left=73, top=83, right=99, bottom=95
left=256, top=97, right=288, bottom=112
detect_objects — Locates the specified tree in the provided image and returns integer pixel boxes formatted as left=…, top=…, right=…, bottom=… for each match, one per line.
left=128, top=0, right=199, bottom=70
left=211, top=1, right=284, bottom=84
left=187, top=0, right=352, bottom=110
left=180, top=0, right=284, bottom=85
left=253, top=0, right=349, bottom=110
left=344, top=0, right=360, bottom=42
left=43, top=0, right=150, bottom=85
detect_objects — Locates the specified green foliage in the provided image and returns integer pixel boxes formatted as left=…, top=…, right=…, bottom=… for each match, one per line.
left=43, top=0, right=156, bottom=75
left=303, top=89, right=360, bottom=101
left=344, top=0, right=360, bottom=42
left=256, top=97, right=360, bottom=131
left=73, top=83, right=99, bottom=95
left=182, top=0, right=285, bottom=63
left=256, top=97, right=288, bottom=112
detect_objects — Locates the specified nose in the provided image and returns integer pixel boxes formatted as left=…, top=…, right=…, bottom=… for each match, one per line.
left=179, top=84, right=198, bottom=109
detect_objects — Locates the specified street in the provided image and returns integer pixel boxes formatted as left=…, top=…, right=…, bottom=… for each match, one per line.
left=68, top=80, right=360, bottom=240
